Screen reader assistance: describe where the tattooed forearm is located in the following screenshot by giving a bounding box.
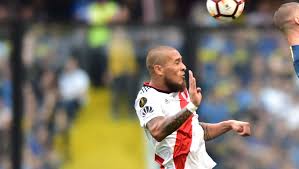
[163,108,192,135]
[200,123,211,141]
[199,121,233,141]
[147,108,193,142]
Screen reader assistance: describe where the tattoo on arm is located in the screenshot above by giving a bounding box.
[164,108,192,135]
[200,123,211,141]
[147,108,193,141]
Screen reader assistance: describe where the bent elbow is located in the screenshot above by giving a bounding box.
[151,131,166,142]
[147,118,167,142]
[154,135,165,142]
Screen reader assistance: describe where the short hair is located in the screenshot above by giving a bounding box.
[273,2,299,31]
[146,46,175,75]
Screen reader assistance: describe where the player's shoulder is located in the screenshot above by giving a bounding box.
[136,82,164,101]
[138,85,152,95]
[136,86,159,101]
[135,85,160,111]
[137,82,162,95]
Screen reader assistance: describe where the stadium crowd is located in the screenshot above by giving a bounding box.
[197,29,299,169]
[0,25,90,168]
[0,0,298,169]
[0,0,290,24]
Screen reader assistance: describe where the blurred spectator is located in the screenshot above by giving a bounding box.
[260,76,291,117]
[0,60,12,108]
[142,0,157,24]
[0,99,11,169]
[159,0,195,23]
[246,0,275,26]
[160,0,179,22]
[74,0,128,48]
[0,57,11,169]
[0,3,9,22]
[120,0,142,23]
[58,56,90,123]
[21,4,34,22]
[107,27,137,119]
[285,92,299,130]
[73,0,128,24]
[26,123,59,169]
[73,0,130,87]
[39,69,59,124]
[52,106,70,162]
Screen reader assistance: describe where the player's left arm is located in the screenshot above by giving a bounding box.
[199,120,251,141]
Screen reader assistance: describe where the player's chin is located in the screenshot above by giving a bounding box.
[179,76,186,83]
[178,79,184,85]
[173,81,185,92]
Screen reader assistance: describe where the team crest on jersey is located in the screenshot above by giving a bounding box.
[141,106,153,117]
[139,97,147,108]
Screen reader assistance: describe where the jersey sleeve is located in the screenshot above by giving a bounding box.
[134,92,165,127]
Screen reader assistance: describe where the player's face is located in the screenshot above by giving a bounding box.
[163,50,186,92]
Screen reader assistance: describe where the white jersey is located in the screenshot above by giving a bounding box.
[134,82,216,169]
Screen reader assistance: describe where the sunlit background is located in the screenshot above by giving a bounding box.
[1,0,299,169]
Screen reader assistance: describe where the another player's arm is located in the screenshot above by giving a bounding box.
[146,108,193,142]
[199,120,251,141]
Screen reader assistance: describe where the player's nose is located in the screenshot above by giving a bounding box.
[181,63,186,71]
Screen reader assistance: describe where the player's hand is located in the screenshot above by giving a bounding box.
[188,70,202,106]
[230,120,251,136]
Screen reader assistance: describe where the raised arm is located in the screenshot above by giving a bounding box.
[199,120,251,141]
[147,70,201,142]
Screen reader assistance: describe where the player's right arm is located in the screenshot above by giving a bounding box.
[146,70,202,142]
[146,107,192,142]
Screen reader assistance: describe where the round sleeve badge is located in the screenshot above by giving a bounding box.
[139,97,147,108]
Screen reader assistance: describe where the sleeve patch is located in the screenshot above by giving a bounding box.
[140,106,153,117]
[139,97,147,107]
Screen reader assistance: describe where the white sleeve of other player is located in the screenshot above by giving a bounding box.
[134,93,164,128]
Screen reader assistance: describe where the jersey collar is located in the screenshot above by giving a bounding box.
[143,82,172,94]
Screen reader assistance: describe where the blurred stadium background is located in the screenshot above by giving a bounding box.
[1,0,299,169]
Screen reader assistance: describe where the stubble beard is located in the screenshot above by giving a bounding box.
[164,76,186,92]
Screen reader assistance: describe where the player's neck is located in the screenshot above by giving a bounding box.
[287,30,299,46]
[149,79,170,92]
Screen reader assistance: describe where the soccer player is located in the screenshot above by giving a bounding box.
[134,46,251,169]
[273,2,299,78]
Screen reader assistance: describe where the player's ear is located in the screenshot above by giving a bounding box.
[295,17,299,25]
[153,65,164,76]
